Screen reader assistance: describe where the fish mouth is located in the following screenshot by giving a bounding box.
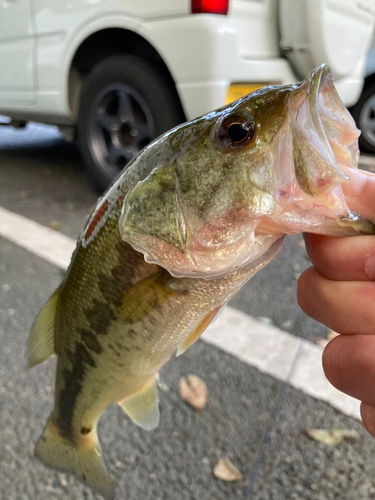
[308,65,360,170]
[259,65,362,237]
[289,64,360,197]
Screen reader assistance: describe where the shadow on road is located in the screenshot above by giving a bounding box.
[0,123,82,170]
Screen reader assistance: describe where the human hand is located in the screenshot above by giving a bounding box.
[297,167,375,436]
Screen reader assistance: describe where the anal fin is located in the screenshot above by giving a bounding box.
[27,288,60,368]
[176,307,221,357]
[118,378,159,431]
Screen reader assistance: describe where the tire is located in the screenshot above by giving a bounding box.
[78,55,185,191]
[350,81,375,155]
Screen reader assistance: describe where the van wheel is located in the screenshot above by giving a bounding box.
[78,55,184,191]
[350,82,375,155]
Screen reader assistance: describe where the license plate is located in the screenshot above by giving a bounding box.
[225,83,278,105]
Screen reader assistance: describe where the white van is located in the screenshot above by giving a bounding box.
[0,0,374,189]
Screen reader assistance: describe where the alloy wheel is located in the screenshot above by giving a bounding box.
[359,94,375,149]
[88,84,156,179]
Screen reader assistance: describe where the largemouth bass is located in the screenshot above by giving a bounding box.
[28,65,375,499]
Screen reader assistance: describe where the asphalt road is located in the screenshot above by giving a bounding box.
[1,123,375,500]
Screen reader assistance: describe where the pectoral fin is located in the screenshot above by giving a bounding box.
[116,272,177,323]
[118,378,159,431]
[176,307,221,357]
[27,288,60,368]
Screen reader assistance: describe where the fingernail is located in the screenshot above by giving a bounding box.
[365,255,375,280]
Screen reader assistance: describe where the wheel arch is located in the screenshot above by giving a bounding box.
[67,27,186,122]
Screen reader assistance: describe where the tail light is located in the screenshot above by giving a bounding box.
[191,0,229,15]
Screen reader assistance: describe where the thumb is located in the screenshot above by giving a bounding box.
[342,168,375,222]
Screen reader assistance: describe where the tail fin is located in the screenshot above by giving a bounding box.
[35,415,115,500]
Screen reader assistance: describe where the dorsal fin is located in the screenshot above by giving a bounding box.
[27,288,60,368]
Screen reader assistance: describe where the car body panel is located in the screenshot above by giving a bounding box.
[0,0,36,106]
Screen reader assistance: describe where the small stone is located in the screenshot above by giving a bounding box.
[149,473,156,481]
[281,319,292,330]
[115,461,123,468]
[7,309,15,316]
[257,412,269,423]
[60,477,67,487]
[240,396,252,407]
[202,457,210,465]
[172,431,179,439]
[310,484,317,491]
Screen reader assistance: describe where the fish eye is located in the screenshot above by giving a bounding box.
[227,123,250,142]
[216,114,255,149]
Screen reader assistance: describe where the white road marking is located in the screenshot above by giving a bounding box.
[0,206,76,269]
[203,308,360,419]
[0,206,361,420]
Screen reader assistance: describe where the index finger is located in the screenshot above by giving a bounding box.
[303,233,375,282]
